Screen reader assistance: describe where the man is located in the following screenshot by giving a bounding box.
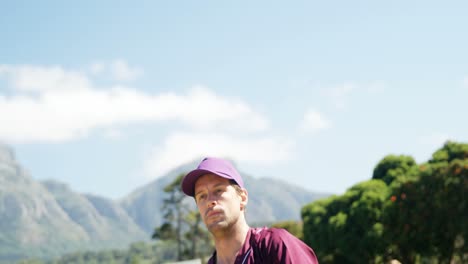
[181,157,319,264]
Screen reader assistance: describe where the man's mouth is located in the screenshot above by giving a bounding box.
[206,209,223,218]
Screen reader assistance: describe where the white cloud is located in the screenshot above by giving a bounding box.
[88,60,142,81]
[177,86,268,131]
[463,76,468,88]
[143,132,294,179]
[0,64,269,143]
[110,60,143,81]
[0,65,91,92]
[102,128,124,140]
[300,109,332,133]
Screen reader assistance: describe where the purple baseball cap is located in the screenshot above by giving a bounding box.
[181,157,245,197]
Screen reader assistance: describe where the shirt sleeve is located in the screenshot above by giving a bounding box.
[262,228,319,264]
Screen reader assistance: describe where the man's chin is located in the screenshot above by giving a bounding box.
[207,221,229,233]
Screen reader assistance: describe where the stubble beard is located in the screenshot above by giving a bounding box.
[206,215,230,234]
[207,214,242,238]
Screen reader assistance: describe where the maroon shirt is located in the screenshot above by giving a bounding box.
[208,227,319,264]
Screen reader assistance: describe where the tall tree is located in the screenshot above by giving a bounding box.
[152,173,188,261]
[152,173,213,261]
[185,210,212,260]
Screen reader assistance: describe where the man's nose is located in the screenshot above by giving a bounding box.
[207,193,217,207]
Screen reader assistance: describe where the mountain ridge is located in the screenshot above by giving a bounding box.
[0,145,331,261]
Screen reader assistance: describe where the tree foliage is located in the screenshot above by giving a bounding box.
[384,142,468,263]
[302,141,468,264]
[372,154,418,185]
[302,180,388,264]
[17,241,171,264]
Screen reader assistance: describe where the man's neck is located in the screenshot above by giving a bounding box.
[213,220,250,264]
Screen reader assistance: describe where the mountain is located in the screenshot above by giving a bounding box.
[120,161,199,234]
[0,145,88,261]
[41,180,146,244]
[0,145,145,262]
[243,174,328,224]
[0,145,330,262]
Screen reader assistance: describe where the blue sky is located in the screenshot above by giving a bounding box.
[1,1,467,199]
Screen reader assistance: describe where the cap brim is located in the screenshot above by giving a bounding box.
[181,169,213,196]
[182,168,238,196]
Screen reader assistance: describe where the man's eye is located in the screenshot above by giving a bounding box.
[197,194,206,201]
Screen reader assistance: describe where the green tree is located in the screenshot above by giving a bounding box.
[429,140,468,164]
[382,141,468,263]
[152,174,187,261]
[302,180,388,264]
[152,222,176,241]
[129,255,140,264]
[184,210,212,259]
[301,196,336,263]
[152,173,213,262]
[426,159,467,263]
[382,174,425,263]
[372,154,417,185]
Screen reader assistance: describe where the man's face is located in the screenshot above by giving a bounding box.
[194,173,247,234]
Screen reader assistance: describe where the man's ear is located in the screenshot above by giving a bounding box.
[240,189,248,210]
